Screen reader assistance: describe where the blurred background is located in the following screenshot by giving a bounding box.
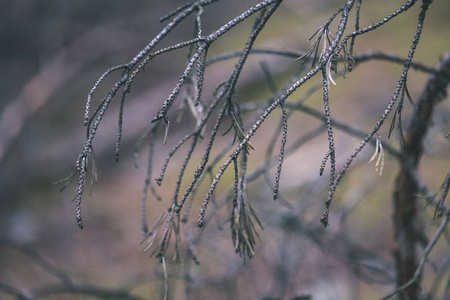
[0,0,449,299]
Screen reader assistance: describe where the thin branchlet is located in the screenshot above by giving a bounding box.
[195,47,208,106]
[75,154,87,229]
[172,134,201,210]
[85,64,129,125]
[156,132,196,186]
[435,173,450,219]
[348,0,362,71]
[128,38,205,89]
[232,157,239,208]
[319,67,337,227]
[115,87,129,162]
[221,1,282,148]
[273,101,288,201]
[159,2,193,23]
[153,44,207,123]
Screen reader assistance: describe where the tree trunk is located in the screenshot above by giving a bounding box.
[393,53,450,300]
